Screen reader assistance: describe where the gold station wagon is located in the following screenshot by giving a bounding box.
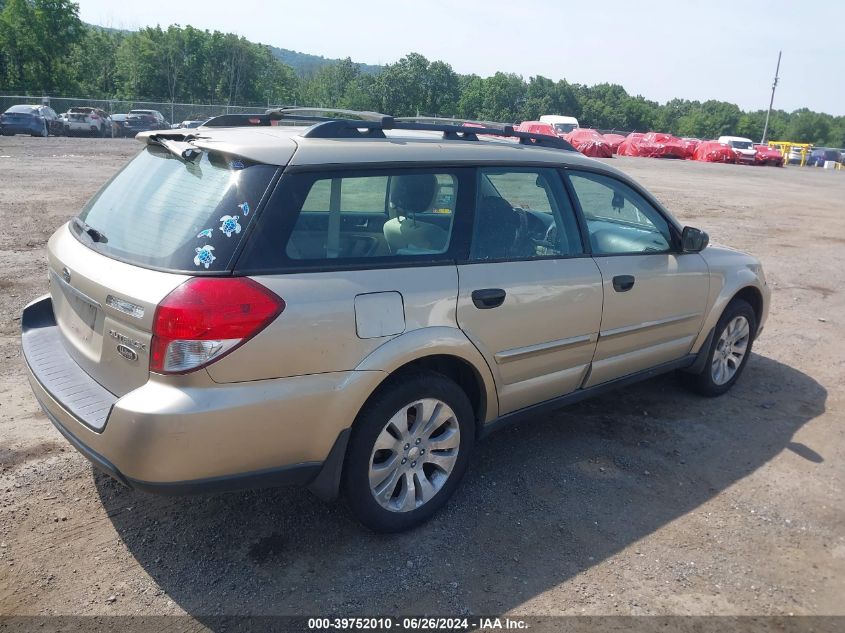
[22,108,769,532]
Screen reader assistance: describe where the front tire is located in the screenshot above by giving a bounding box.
[343,371,475,532]
[685,298,757,397]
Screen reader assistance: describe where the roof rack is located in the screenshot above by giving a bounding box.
[202,107,575,151]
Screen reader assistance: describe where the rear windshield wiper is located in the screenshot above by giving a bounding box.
[72,217,108,243]
[148,134,202,162]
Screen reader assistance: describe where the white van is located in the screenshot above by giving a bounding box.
[718,136,757,164]
[539,115,579,135]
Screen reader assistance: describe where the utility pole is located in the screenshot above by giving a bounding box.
[761,51,781,144]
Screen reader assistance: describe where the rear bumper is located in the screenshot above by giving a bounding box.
[21,295,383,494]
[65,122,99,132]
[1,123,40,135]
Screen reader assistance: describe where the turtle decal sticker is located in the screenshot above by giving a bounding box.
[196,228,214,239]
[194,245,216,269]
[237,201,250,216]
[218,215,241,237]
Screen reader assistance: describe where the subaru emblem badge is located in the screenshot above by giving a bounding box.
[116,344,138,362]
[61,267,71,283]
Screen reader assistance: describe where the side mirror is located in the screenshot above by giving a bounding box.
[682,226,709,253]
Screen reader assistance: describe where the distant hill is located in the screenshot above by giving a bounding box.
[87,22,382,77]
[267,45,382,77]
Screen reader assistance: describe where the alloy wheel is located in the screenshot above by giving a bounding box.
[368,398,460,513]
[711,315,750,385]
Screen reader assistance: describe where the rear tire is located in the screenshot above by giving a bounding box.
[343,371,475,532]
[684,298,756,397]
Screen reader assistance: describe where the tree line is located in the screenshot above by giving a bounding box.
[1,0,842,146]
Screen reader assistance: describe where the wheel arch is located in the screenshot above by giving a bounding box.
[354,326,499,428]
[732,286,764,335]
[691,262,768,354]
[309,330,498,502]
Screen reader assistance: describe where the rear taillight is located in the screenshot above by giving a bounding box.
[150,278,284,374]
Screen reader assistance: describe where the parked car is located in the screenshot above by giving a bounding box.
[21,109,769,532]
[618,132,687,159]
[564,128,612,158]
[63,107,111,137]
[717,136,757,164]
[539,114,580,135]
[603,133,627,154]
[514,120,558,137]
[692,141,736,163]
[110,114,129,138]
[786,145,807,165]
[806,148,842,167]
[0,104,64,137]
[121,109,169,136]
[754,144,784,167]
[680,138,701,159]
[171,119,206,129]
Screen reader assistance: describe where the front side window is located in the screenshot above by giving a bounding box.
[567,171,674,255]
[284,170,460,261]
[470,168,583,261]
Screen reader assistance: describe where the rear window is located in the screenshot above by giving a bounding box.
[73,146,276,272]
[6,105,37,114]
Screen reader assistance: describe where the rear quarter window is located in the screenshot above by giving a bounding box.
[74,146,277,272]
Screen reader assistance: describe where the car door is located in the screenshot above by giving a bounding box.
[565,170,709,387]
[456,167,603,415]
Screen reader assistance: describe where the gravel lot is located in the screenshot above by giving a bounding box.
[0,137,843,620]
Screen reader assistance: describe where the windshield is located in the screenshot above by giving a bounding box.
[731,141,753,150]
[74,146,277,272]
[553,123,577,134]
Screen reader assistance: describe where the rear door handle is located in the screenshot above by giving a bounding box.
[612,275,635,292]
[472,288,506,309]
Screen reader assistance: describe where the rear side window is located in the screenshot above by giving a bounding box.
[284,170,460,261]
[236,168,473,272]
[74,147,276,272]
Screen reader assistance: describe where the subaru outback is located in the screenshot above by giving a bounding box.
[21,108,769,532]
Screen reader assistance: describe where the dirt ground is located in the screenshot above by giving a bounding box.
[0,137,843,621]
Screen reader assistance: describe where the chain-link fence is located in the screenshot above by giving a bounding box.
[0,94,287,125]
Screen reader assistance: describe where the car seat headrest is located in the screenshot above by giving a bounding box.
[390,174,437,214]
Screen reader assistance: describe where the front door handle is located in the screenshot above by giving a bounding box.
[472,288,506,309]
[612,275,635,292]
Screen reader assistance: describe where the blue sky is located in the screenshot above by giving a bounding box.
[77,0,843,115]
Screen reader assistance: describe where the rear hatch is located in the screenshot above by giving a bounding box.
[3,111,34,126]
[67,110,93,124]
[126,114,156,129]
[48,144,279,396]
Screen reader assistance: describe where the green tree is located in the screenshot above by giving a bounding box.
[0,0,38,90]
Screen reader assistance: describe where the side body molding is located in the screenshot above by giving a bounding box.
[354,326,500,423]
